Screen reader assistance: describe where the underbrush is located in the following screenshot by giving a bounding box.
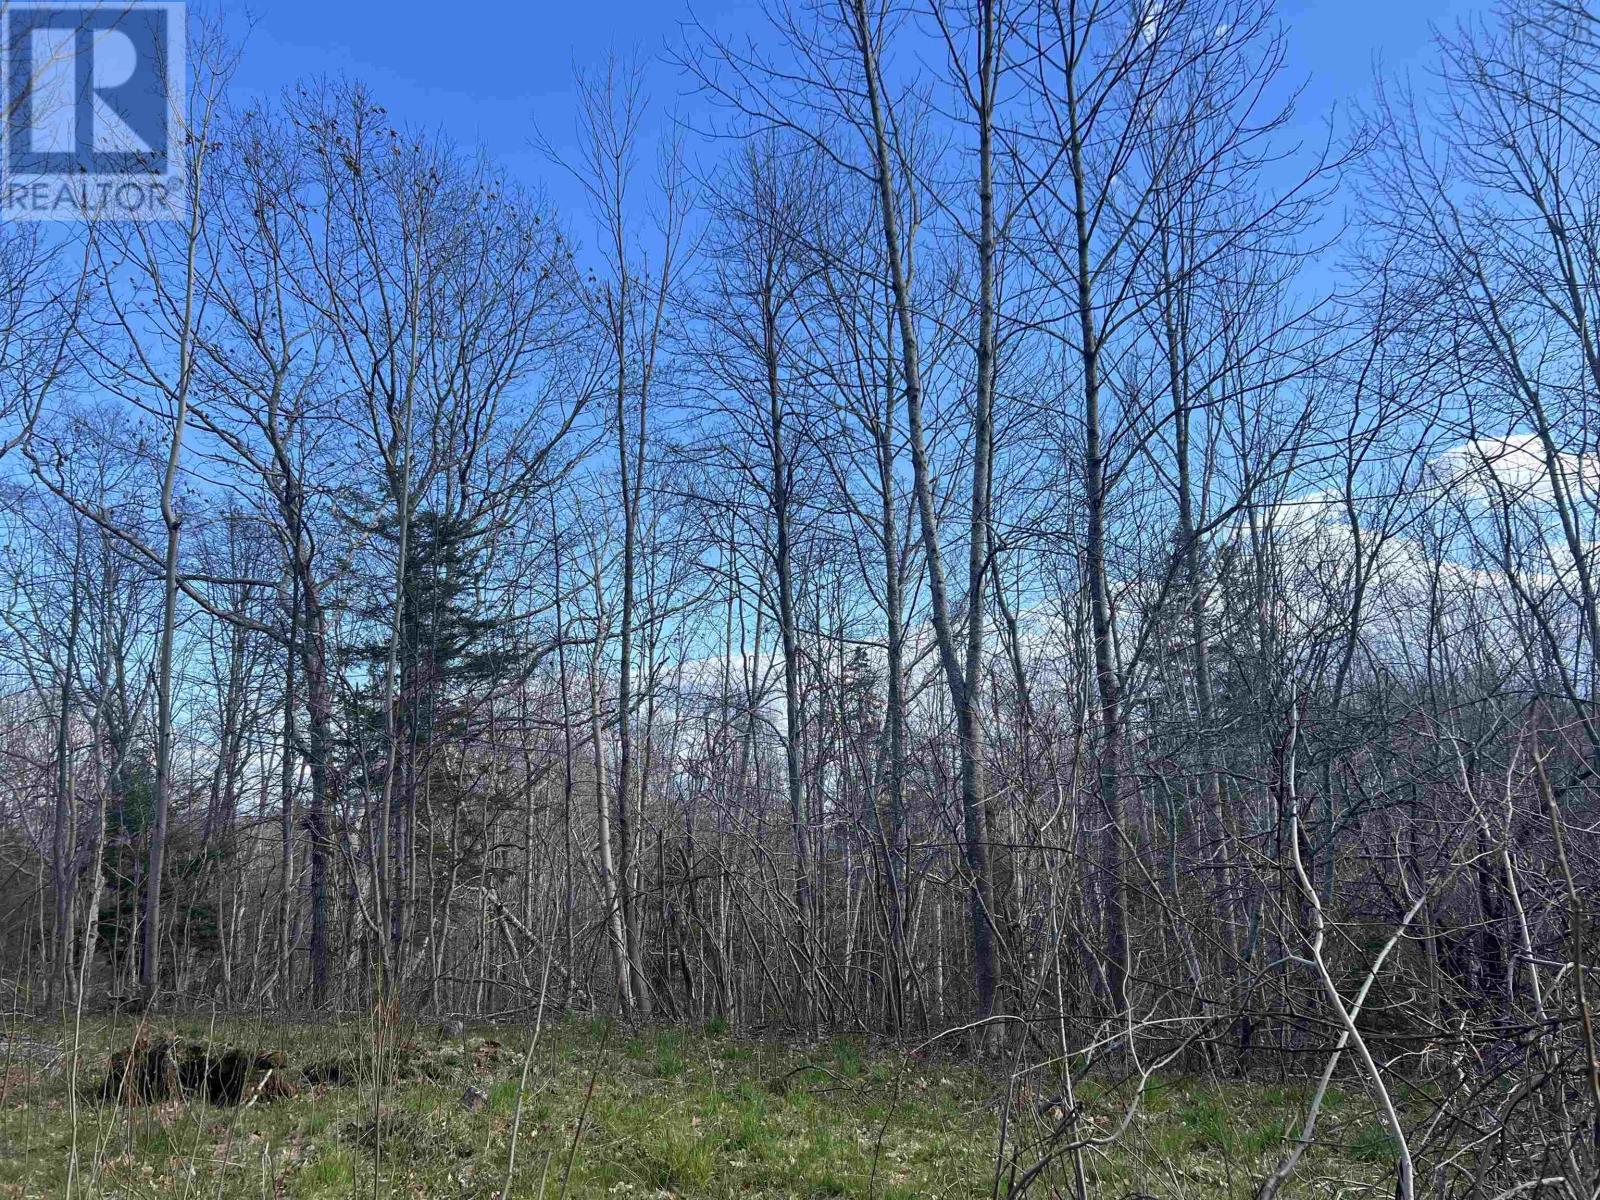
[0,1013,1395,1197]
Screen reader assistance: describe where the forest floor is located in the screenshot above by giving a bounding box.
[0,1012,1399,1198]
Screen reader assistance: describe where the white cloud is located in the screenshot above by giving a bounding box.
[1430,432,1600,502]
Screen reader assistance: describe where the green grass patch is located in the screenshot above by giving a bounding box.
[0,1012,1397,1198]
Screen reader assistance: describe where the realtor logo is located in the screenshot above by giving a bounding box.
[2,3,185,220]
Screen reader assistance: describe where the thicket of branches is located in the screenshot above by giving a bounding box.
[2,0,1599,1194]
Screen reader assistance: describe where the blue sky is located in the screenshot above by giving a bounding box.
[227,0,1485,249]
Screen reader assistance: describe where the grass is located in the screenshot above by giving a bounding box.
[0,1012,1399,1198]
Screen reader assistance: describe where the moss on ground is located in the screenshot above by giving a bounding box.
[0,1014,1394,1197]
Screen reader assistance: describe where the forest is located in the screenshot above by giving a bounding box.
[0,0,1598,1195]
